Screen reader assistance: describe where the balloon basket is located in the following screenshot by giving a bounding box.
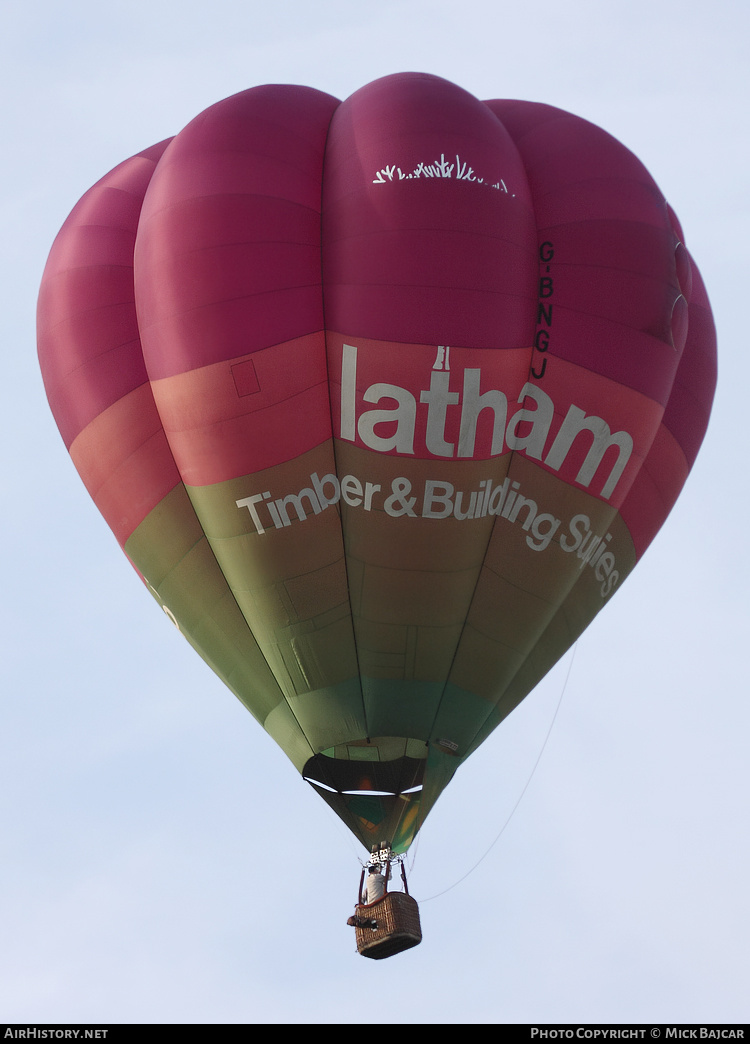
[354,892,422,960]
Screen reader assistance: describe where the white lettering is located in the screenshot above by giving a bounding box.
[311,472,340,508]
[423,480,454,519]
[341,474,363,507]
[457,368,507,457]
[358,383,416,453]
[338,345,635,500]
[340,344,358,441]
[544,405,633,499]
[420,370,458,456]
[505,383,554,460]
[235,472,620,600]
[274,487,322,526]
[236,492,271,534]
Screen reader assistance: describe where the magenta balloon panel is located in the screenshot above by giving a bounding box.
[38,74,716,852]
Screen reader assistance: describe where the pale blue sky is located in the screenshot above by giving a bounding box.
[2,0,747,1025]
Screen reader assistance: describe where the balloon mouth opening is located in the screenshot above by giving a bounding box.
[302,780,424,798]
[301,739,426,797]
[302,746,427,853]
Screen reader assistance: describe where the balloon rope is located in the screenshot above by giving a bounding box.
[416,643,577,903]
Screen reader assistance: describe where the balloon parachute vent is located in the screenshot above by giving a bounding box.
[354,893,422,960]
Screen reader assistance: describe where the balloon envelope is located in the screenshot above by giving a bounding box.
[38,74,716,852]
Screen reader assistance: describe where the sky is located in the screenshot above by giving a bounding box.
[2,0,748,1027]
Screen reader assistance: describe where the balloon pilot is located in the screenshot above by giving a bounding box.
[346,841,422,959]
[365,863,386,904]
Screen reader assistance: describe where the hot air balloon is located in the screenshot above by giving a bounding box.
[37,73,716,882]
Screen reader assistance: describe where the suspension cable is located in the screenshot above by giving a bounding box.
[417,644,577,902]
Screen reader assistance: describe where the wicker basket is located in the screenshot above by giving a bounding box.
[354,892,422,960]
